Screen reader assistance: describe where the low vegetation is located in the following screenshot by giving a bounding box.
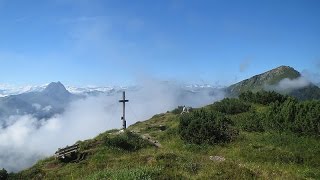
[179,109,238,144]
[105,131,152,152]
[210,98,251,114]
[7,91,320,179]
[239,90,289,105]
[238,91,319,136]
[0,168,8,180]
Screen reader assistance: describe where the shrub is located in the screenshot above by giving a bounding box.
[264,98,320,136]
[211,98,251,115]
[179,109,238,145]
[15,166,45,180]
[239,91,289,105]
[105,131,151,151]
[171,106,184,114]
[0,168,8,180]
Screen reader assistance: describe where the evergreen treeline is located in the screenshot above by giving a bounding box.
[265,98,320,135]
[210,98,251,115]
[239,91,289,105]
[179,91,320,145]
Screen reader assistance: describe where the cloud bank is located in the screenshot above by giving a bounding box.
[0,79,224,172]
[265,76,311,92]
[301,70,320,85]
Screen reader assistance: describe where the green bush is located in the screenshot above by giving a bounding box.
[171,106,184,114]
[12,166,45,180]
[210,98,251,115]
[239,91,289,105]
[179,109,238,145]
[264,98,320,136]
[228,94,320,136]
[105,131,151,151]
[0,168,8,180]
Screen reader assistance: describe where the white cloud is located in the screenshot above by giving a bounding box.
[265,76,311,92]
[301,70,320,85]
[42,106,52,112]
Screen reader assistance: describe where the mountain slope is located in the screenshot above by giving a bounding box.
[10,102,320,179]
[227,66,320,100]
[0,82,77,120]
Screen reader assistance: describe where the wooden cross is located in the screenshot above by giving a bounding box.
[119,91,129,129]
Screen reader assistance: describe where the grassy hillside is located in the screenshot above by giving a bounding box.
[8,93,320,180]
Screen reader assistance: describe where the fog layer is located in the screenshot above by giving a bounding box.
[0,79,224,172]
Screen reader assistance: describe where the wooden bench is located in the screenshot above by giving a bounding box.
[55,144,79,159]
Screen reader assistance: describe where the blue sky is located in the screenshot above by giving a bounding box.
[0,0,319,86]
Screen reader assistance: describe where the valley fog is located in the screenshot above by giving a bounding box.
[0,79,224,172]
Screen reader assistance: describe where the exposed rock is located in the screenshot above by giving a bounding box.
[209,156,225,162]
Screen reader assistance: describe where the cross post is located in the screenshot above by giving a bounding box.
[119,91,129,129]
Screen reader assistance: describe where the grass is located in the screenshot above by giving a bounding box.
[9,111,320,180]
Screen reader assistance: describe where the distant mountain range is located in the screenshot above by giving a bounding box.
[0,66,319,122]
[0,84,219,97]
[0,82,77,122]
[226,66,320,100]
[0,84,126,97]
[0,82,220,122]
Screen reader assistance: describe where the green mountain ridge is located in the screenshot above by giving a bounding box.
[226,65,320,100]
